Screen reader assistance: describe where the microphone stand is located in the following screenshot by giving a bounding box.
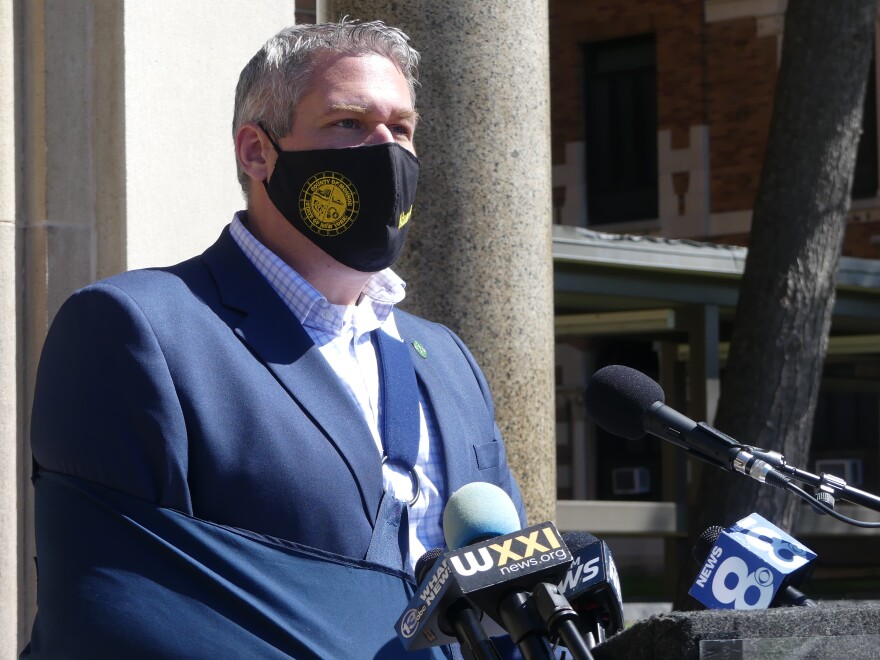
[532,583,595,660]
[668,424,880,515]
[752,452,880,513]
[445,599,502,660]
[497,591,555,660]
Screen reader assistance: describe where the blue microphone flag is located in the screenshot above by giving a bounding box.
[689,512,816,610]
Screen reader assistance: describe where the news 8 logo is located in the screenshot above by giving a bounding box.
[689,513,816,610]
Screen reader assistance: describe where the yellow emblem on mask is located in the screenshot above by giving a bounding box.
[398,205,413,229]
[299,171,360,236]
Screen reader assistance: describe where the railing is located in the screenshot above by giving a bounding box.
[556,500,880,537]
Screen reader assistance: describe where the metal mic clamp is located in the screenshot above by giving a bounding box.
[732,449,791,488]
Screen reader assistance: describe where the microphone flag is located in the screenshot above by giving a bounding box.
[558,533,624,639]
[396,521,571,650]
[689,513,816,610]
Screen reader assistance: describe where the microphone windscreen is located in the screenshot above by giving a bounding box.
[442,482,521,550]
[561,531,600,552]
[415,547,446,584]
[692,526,724,564]
[585,365,665,440]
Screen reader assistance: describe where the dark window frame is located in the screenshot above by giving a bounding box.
[853,52,878,200]
[582,34,659,225]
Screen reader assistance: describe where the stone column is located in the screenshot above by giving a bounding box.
[326,1,556,522]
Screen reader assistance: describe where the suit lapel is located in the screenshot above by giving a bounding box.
[394,314,481,495]
[201,228,382,523]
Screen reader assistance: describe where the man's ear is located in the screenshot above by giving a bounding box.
[235,123,275,185]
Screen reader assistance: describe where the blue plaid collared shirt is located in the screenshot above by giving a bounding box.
[229,213,446,566]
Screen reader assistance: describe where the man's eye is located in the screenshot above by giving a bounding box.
[335,119,359,129]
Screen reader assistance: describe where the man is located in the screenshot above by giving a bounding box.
[25,19,524,659]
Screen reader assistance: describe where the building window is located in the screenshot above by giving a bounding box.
[853,53,878,200]
[810,360,880,493]
[583,35,659,225]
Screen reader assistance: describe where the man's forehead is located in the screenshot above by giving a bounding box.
[305,51,411,93]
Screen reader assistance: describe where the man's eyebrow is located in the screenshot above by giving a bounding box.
[327,103,420,123]
[329,103,369,114]
[399,108,420,123]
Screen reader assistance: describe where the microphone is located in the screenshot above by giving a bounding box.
[584,365,790,488]
[398,544,506,658]
[443,483,566,660]
[415,547,502,660]
[558,532,624,646]
[688,513,818,610]
[415,547,446,583]
[395,483,578,659]
[442,482,524,550]
[399,490,519,660]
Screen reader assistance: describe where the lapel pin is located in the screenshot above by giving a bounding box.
[412,340,428,358]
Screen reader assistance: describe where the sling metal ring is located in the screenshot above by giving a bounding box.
[382,455,421,506]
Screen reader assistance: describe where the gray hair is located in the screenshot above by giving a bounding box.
[233,18,421,200]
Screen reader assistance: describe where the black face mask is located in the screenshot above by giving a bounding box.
[262,131,419,272]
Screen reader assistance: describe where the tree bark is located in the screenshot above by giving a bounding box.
[675,0,878,609]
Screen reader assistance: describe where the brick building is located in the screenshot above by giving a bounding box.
[549,0,880,602]
[550,0,880,256]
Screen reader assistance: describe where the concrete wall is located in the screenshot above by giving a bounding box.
[122,1,291,269]
[5,2,294,653]
[1,0,19,653]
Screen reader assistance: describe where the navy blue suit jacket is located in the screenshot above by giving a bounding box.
[31,226,525,562]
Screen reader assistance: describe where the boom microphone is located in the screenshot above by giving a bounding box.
[584,365,789,488]
[558,532,624,646]
[688,513,818,610]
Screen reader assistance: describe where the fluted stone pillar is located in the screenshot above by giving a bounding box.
[325,1,556,522]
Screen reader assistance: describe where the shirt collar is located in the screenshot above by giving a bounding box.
[229,212,406,338]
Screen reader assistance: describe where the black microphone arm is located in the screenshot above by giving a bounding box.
[643,400,789,488]
[745,450,880,514]
[649,404,880,513]
[585,365,880,517]
[495,585,595,660]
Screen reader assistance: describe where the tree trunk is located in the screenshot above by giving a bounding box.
[674,0,878,609]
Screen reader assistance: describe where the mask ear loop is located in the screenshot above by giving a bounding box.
[257,122,283,187]
[256,122,283,153]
